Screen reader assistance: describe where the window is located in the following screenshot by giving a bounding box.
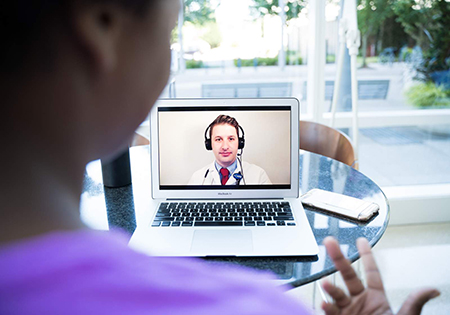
[161,0,450,224]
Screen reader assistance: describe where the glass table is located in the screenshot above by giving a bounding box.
[81,145,389,288]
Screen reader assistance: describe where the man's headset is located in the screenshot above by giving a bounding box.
[204,123,245,151]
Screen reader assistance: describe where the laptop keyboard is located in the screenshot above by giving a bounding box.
[151,201,296,227]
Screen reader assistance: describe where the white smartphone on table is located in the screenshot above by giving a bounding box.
[301,189,379,222]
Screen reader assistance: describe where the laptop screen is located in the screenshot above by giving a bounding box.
[157,105,291,190]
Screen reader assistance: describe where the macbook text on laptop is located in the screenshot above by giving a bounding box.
[129,98,318,257]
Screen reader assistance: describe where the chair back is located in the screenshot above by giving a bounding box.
[299,121,357,169]
[131,132,150,147]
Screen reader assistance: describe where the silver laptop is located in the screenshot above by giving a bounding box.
[129,98,318,257]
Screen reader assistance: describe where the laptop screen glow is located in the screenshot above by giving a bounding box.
[157,106,291,190]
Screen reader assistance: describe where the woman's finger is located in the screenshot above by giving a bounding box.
[324,236,365,296]
[356,238,384,291]
[322,280,352,308]
[397,288,440,315]
[321,301,340,315]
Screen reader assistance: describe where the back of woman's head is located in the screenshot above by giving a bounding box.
[0,0,154,75]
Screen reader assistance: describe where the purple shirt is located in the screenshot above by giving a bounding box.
[0,230,311,314]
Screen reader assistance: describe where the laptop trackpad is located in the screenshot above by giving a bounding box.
[191,230,253,255]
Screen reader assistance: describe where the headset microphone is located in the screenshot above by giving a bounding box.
[236,150,246,185]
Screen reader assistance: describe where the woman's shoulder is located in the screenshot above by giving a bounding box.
[0,229,307,314]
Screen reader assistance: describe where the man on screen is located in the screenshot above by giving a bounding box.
[188,115,271,185]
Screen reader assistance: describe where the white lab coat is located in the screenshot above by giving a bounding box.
[188,161,272,185]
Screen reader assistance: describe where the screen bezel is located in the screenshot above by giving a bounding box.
[150,98,300,200]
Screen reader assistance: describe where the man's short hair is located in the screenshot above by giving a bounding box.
[209,115,240,138]
[0,0,155,74]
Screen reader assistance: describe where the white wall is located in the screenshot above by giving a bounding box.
[384,184,450,225]
[158,111,291,185]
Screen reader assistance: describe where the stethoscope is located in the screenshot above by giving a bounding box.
[201,156,246,185]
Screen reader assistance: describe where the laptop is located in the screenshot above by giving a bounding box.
[129,98,318,257]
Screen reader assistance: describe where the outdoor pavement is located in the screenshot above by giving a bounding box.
[163,62,450,187]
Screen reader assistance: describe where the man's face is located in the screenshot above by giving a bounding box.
[211,124,239,168]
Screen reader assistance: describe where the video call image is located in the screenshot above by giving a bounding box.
[158,108,291,189]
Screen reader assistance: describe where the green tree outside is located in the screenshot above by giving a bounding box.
[357,0,394,68]
[251,0,306,22]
